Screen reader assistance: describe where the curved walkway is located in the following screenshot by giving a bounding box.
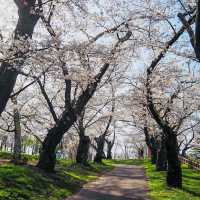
[66,165,149,200]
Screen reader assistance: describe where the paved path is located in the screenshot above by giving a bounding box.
[66,165,149,200]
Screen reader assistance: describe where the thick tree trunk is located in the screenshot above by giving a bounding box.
[13,99,22,163]
[0,2,39,115]
[37,109,76,172]
[166,132,182,188]
[156,136,167,171]
[76,135,90,165]
[37,127,67,172]
[0,67,18,115]
[75,110,91,165]
[94,135,105,163]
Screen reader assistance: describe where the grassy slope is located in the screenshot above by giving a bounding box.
[144,161,200,200]
[107,159,200,200]
[0,153,113,200]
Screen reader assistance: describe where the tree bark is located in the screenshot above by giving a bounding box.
[150,148,157,164]
[144,126,158,164]
[181,149,187,157]
[195,0,200,59]
[156,136,167,171]
[76,135,91,165]
[94,88,114,163]
[75,109,91,165]
[166,132,182,188]
[106,141,113,159]
[105,122,116,160]
[94,135,105,163]
[1,136,8,151]
[12,98,22,163]
[0,1,39,115]
[37,111,76,172]
[138,148,144,159]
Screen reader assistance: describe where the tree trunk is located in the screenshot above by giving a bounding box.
[37,63,110,172]
[0,2,39,115]
[1,136,7,151]
[0,67,18,115]
[144,126,158,164]
[0,140,2,151]
[37,126,67,172]
[106,141,113,159]
[166,132,182,188]
[94,135,105,163]
[151,147,157,164]
[138,148,144,159]
[33,142,40,155]
[76,135,90,165]
[156,136,167,171]
[13,98,22,163]
[181,149,187,157]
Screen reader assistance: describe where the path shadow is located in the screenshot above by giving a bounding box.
[68,188,149,200]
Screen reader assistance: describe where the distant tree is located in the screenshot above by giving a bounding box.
[12,97,22,163]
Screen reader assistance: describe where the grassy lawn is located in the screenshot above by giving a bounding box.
[144,160,200,200]
[0,153,113,200]
[0,151,38,163]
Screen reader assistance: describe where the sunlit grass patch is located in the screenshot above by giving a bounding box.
[104,159,145,166]
[144,160,200,200]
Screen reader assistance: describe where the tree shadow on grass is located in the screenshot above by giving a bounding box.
[182,174,200,181]
[0,163,87,200]
[182,187,200,197]
[26,164,86,191]
[0,161,114,200]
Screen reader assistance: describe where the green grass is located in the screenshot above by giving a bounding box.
[0,159,113,200]
[1,153,199,200]
[0,151,38,162]
[144,160,200,200]
[104,159,144,166]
